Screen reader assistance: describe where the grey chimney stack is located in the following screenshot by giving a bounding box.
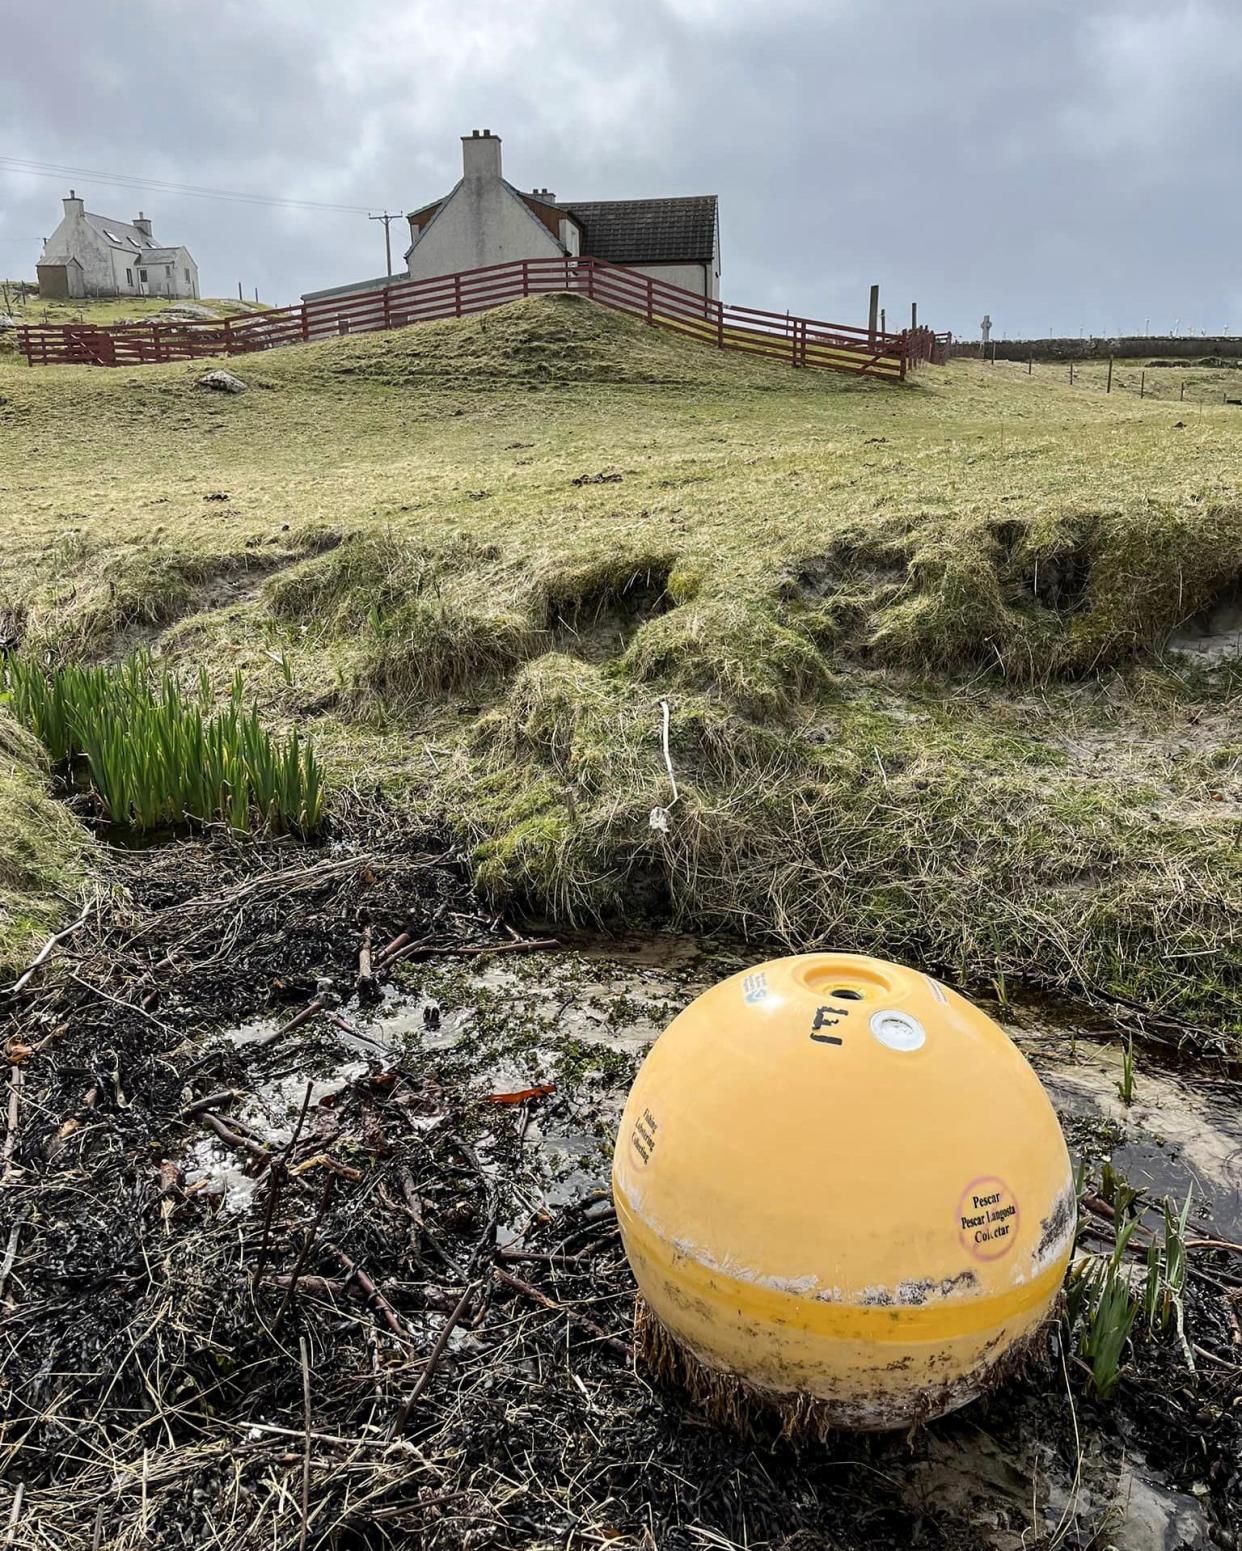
[462,128,502,181]
[63,189,84,217]
[134,211,153,238]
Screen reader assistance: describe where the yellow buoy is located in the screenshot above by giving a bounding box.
[612,953,1075,1431]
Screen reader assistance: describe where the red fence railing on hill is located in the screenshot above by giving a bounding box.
[15,258,949,381]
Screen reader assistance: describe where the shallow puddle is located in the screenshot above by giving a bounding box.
[222,934,1242,1241]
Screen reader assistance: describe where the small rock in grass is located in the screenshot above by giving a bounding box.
[198,368,248,394]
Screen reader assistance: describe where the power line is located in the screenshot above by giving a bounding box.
[0,155,388,216]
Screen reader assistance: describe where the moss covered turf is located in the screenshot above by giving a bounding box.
[0,295,1238,1038]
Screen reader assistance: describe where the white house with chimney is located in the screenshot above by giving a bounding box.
[303,130,719,307]
[36,192,199,301]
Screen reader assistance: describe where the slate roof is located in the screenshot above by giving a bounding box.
[83,213,160,253]
[558,196,717,265]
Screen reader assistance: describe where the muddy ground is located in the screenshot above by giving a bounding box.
[1,811,1239,1550]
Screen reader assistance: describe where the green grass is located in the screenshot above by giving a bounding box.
[0,285,265,362]
[0,711,89,977]
[1,293,1238,1034]
[1,283,262,328]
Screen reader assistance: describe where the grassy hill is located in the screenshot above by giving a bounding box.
[0,284,265,359]
[0,294,1238,1035]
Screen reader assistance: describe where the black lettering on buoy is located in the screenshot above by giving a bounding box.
[810,1006,846,1045]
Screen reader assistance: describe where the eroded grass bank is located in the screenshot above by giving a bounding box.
[1,296,1238,1034]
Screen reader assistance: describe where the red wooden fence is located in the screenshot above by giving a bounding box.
[16,257,949,381]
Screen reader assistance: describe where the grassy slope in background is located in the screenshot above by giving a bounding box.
[0,294,1238,1035]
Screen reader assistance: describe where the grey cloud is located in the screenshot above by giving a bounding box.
[2,0,1239,337]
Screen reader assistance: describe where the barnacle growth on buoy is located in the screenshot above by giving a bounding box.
[612,953,1076,1433]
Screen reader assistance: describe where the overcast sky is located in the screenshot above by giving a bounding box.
[2,0,1239,338]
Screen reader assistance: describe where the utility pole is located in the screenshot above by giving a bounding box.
[370,211,398,277]
[868,284,879,345]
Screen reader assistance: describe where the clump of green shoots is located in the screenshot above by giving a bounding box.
[1099,1159,1141,1217]
[1117,1034,1136,1105]
[5,653,324,836]
[1143,1188,1194,1364]
[1067,1171,1198,1399]
[1068,1215,1141,1400]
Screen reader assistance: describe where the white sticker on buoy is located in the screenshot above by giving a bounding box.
[870,1009,926,1051]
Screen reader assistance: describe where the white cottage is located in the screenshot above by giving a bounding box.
[37,193,200,301]
[304,131,720,307]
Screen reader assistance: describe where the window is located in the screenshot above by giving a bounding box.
[184,268,191,285]
[126,268,133,286]
[139,269,148,282]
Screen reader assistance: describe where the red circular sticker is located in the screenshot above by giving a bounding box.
[957,1176,1020,1261]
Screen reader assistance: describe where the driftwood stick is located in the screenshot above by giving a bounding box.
[179,1089,236,1120]
[256,995,327,1050]
[4,907,90,996]
[251,1160,286,1292]
[374,928,411,963]
[2,1065,24,1183]
[0,1212,26,1303]
[373,934,439,971]
[199,1110,270,1166]
[382,936,559,973]
[493,1266,632,1358]
[390,1280,478,1436]
[298,1335,312,1551]
[274,1173,334,1333]
[329,1244,411,1341]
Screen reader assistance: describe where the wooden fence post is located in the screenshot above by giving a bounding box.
[301,305,309,343]
[1140,370,1145,399]
[1106,357,1113,393]
[868,284,879,346]
[647,275,653,325]
[1180,379,1185,401]
[223,318,233,356]
[454,274,462,317]
[1069,360,1075,386]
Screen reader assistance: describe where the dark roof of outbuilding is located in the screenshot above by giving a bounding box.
[559,195,717,265]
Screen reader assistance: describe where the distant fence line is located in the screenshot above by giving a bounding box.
[16,258,950,382]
